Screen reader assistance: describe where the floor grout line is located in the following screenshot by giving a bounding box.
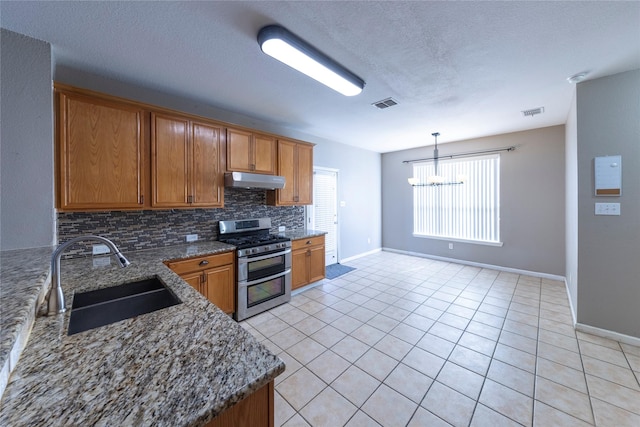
[249,252,639,426]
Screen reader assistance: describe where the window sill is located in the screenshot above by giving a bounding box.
[412,234,504,247]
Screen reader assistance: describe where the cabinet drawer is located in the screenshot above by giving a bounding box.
[292,235,325,250]
[165,251,234,275]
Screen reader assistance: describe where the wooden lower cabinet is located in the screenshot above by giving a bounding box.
[165,252,235,315]
[203,265,234,314]
[205,381,274,427]
[291,235,326,290]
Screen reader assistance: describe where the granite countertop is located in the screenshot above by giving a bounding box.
[0,246,54,396]
[0,241,285,427]
[279,228,327,240]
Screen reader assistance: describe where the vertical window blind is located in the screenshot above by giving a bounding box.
[413,154,500,243]
[313,171,337,258]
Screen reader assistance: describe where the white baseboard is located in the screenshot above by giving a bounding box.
[340,248,381,264]
[346,247,640,344]
[575,323,640,347]
[381,247,565,281]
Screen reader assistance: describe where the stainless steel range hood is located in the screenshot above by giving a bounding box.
[224,172,286,189]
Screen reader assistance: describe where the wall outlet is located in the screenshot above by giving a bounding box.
[448,243,454,250]
[278,226,286,232]
[92,244,110,255]
[186,234,198,242]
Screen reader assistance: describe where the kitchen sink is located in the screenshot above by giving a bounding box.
[68,277,181,335]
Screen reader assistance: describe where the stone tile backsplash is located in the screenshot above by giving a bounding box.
[57,188,305,258]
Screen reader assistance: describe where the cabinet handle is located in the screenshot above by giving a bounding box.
[188,195,193,204]
[139,195,144,204]
[306,240,312,245]
[199,260,209,266]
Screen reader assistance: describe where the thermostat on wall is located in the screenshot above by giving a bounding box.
[594,155,621,196]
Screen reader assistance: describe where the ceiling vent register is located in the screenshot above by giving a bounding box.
[522,107,544,117]
[372,98,398,109]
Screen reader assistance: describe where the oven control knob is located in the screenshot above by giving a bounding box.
[251,248,258,254]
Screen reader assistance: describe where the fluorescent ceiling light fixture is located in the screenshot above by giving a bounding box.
[258,25,365,96]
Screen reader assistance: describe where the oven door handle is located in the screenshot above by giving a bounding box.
[240,269,291,287]
[239,248,291,263]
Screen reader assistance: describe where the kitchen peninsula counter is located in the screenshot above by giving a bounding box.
[0,241,285,427]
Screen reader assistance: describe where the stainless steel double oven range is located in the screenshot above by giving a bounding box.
[218,218,291,321]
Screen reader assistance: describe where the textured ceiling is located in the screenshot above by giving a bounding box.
[2,1,639,152]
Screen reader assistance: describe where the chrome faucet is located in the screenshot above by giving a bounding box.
[47,235,131,315]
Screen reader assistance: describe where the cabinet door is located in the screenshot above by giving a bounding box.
[181,271,204,294]
[291,248,309,290]
[308,244,326,283]
[276,140,297,205]
[226,128,252,172]
[204,264,235,314]
[253,133,276,175]
[205,381,274,427]
[296,143,314,205]
[57,92,145,210]
[191,121,224,207]
[151,113,189,207]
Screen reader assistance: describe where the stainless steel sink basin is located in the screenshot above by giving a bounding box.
[68,277,181,335]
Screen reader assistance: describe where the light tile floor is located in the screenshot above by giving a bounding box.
[240,251,640,427]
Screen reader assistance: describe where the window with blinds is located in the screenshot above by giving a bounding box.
[412,154,500,244]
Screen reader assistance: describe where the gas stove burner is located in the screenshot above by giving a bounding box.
[218,217,291,256]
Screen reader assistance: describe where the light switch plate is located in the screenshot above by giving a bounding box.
[186,234,198,242]
[595,203,620,216]
[278,226,286,232]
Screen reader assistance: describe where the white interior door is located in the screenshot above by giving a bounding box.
[308,168,338,266]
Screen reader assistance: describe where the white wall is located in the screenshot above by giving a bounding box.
[313,140,381,260]
[576,69,640,338]
[565,90,579,321]
[0,29,54,250]
[382,126,566,276]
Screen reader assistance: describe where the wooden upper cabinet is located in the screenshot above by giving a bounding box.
[191,121,224,207]
[151,112,224,208]
[226,127,276,174]
[267,139,314,206]
[56,89,146,210]
[151,113,189,207]
[296,143,313,205]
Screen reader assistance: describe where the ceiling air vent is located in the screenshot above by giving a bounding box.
[522,107,544,117]
[372,98,398,109]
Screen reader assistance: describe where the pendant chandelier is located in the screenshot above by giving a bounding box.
[408,132,467,187]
